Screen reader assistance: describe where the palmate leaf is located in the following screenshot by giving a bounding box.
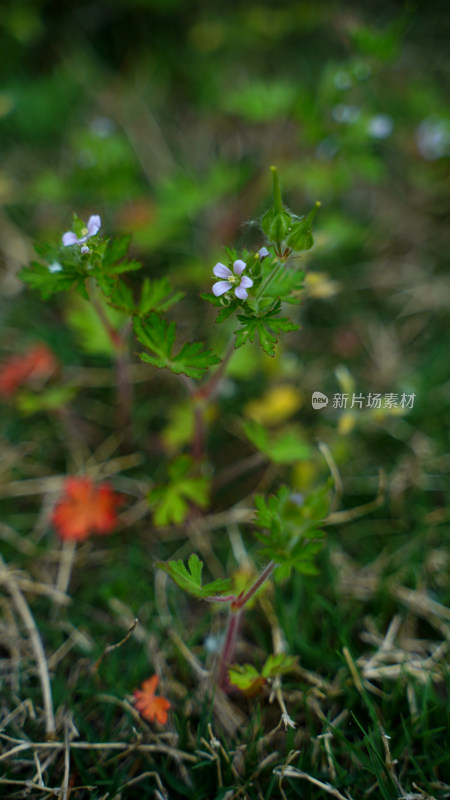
[96,275,184,317]
[253,484,329,580]
[234,303,299,357]
[19,260,88,299]
[156,554,233,599]
[200,292,238,322]
[96,276,135,312]
[134,313,221,380]
[228,653,298,696]
[139,277,184,315]
[148,456,210,526]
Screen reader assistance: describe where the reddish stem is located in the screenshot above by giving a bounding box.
[215,560,276,690]
[195,338,235,403]
[232,560,276,610]
[190,337,235,461]
[87,283,133,429]
[216,609,242,691]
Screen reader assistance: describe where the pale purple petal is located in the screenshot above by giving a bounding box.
[234,285,248,300]
[62,231,79,246]
[258,247,270,260]
[233,259,246,276]
[213,262,232,279]
[212,280,232,296]
[240,275,253,289]
[80,245,89,254]
[87,215,101,236]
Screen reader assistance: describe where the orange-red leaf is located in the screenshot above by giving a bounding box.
[0,343,57,398]
[51,477,121,542]
[133,674,171,725]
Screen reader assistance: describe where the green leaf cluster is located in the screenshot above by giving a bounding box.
[254,484,329,580]
[234,301,299,357]
[134,314,220,380]
[19,223,143,301]
[156,553,233,599]
[98,274,184,317]
[148,456,210,526]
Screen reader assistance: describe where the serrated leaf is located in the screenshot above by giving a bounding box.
[102,235,133,267]
[229,653,298,695]
[262,654,298,678]
[149,485,188,525]
[200,292,223,306]
[228,664,266,695]
[134,313,221,380]
[139,278,184,315]
[234,309,299,357]
[253,484,328,577]
[216,304,237,323]
[148,456,210,526]
[99,235,143,275]
[96,277,135,313]
[156,554,233,599]
[19,261,87,299]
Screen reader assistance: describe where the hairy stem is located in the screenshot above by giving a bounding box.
[215,560,276,690]
[255,260,284,305]
[87,281,133,429]
[190,336,235,461]
[196,337,235,402]
[216,608,242,691]
[115,321,133,430]
[234,560,276,610]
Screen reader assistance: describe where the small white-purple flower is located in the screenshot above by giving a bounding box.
[258,247,270,260]
[62,215,101,248]
[212,259,253,301]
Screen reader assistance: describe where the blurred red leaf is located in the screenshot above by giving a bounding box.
[0,343,58,398]
[51,477,121,542]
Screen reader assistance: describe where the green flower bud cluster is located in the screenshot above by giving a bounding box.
[261,166,321,252]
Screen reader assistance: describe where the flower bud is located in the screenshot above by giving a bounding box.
[261,166,292,245]
[286,201,321,252]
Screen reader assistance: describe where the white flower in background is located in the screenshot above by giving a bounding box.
[367,114,394,139]
[416,118,450,160]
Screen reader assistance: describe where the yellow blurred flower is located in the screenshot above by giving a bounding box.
[245,384,302,426]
